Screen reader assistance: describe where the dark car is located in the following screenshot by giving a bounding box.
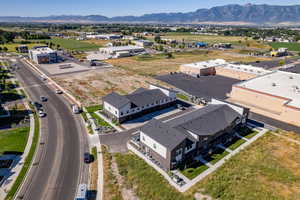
[40,96,48,102]
[84,153,92,164]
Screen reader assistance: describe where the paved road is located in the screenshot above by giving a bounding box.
[13,59,89,200]
[100,105,196,153]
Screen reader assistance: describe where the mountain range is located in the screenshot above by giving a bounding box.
[2,4,300,25]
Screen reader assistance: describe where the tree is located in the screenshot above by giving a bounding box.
[154,35,161,43]
[3,47,8,52]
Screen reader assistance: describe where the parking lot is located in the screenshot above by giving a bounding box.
[156,73,240,100]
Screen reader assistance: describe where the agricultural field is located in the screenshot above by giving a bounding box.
[0,42,46,52]
[84,39,112,47]
[113,131,300,200]
[270,42,300,52]
[50,37,100,51]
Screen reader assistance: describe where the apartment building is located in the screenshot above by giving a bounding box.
[102,85,177,123]
[135,100,249,171]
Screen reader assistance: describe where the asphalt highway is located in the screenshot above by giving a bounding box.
[13,58,89,200]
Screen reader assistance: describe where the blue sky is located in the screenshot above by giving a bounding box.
[2,0,300,17]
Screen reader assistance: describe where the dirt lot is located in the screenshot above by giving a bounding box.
[54,67,164,106]
[106,50,272,76]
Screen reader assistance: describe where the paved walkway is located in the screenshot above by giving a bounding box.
[0,84,35,199]
[85,110,104,200]
[128,126,268,193]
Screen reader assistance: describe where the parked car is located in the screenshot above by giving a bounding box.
[40,96,47,102]
[38,110,46,118]
[55,89,63,94]
[40,76,47,81]
[71,104,81,114]
[84,153,92,163]
[32,101,42,109]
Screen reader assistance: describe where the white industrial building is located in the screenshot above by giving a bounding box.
[29,47,58,64]
[180,59,271,78]
[133,40,153,47]
[99,45,145,58]
[86,34,122,40]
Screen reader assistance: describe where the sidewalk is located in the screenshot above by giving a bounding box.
[0,94,35,199]
[85,111,104,200]
[128,127,268,193]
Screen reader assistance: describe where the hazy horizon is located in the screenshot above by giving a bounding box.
[1,0,300,17]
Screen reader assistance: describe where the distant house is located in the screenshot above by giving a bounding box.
[102,85,177,123]
[135,100,249,171]
[134,40,153,47]
[271,48,288,57]
[16,45,29,53]
[213,43,232,49]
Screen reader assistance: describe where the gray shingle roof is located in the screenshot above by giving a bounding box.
[102,88,169,109]
[140,119,187,149]
[141,104,242,150]
[126,89,168,107]
[170,104,241,136]
[102,92,130,109]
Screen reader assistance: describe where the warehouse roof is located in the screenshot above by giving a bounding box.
[99,45,144,52]
[181,59,226,69]
[236,71,300,108]
[30,47,56,54]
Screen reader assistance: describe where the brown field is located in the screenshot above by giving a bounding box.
[54,67,165,106]
[107,50,272,76]
[84,39,112,47]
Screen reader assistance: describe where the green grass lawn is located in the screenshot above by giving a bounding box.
[5,112,40,200]
[50,37,100,51]
[204,148,229,165]
[90,112,112,128]
[176,93,189,101]
[86,105,103,113]
[0,127,30,154]
[270,42,300,51]
[227,138,246,151]
[238,126,259,139]
[180,162,209,180]
[115,153,194,200]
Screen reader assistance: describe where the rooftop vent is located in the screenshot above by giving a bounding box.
[289,76,293,79]
[272,83,276,87]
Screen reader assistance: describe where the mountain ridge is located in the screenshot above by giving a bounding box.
[1,4,300,25]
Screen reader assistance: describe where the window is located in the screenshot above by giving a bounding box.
[153,143,157,149]
[176,148,182,156]
[115,111,117,115]
[120,112,123,116]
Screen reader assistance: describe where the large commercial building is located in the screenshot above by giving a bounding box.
[230,71,300,126]
[29,47,58,64]
[99,45,145,58]
[180,59,270,80]
[86,34,122,40]
[102,85,177,123]
[133,100,249,171]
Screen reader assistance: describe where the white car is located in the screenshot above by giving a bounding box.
[38,110,46,118]
[55,89,63,94]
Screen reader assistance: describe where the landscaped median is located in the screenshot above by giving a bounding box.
[5,110,40,200]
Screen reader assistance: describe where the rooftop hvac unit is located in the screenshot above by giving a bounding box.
[272,83,276,87]
[289,76,293,79]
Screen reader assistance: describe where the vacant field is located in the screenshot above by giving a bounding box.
[113,131,300,200]
[160,32,270,49]
[270,42,300,52]
[50,37,100,51]
[0,127,30,154]
[107,50,272,76]
[54,68,164,106]
[0,42,45,52]
[84,39,112,47]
